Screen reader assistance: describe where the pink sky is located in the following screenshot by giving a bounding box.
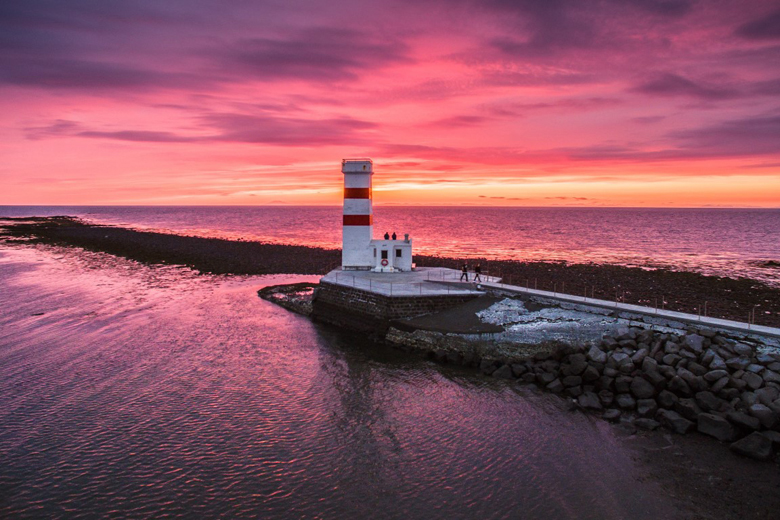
[2,0,779,207]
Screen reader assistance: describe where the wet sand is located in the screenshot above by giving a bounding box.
[2,216,778,327]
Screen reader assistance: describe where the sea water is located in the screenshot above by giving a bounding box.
[2,205,779,285]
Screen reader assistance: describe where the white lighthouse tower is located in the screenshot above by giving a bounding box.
[341,158,413,272]
[342,159,375,270]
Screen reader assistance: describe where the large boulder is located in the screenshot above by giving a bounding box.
[764,370,780,385]
[615,375,633,394]
[704,369,729,383]
[657,409,694,434]
[615,393,636,410]
[493,364,514,379]
[748,404,779,429]
[578,391,603,411]
[581,365,600,383]
[697,413,737,442]
[668,376,692,396]
[675,398,702,422]
[637,398,658,417]
[635,418,660,431]
[631,377,656,399]
[695,391,726,413]
[568,353,588,375]
[683,334,705,354]
[742,371,764,391]
[733,343,753,357]
[730,433,773,461]
[726,411,761,432]
[587,345,607,364]
[657,390,678,409]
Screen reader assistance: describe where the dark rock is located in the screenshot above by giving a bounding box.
[675,398,702,422]
[520,373,537,384]
[698,413,737,442]
[742,371,764,391]
[768,362,780,372]
[578,391,602,410]
[730,433,773,461]
[587,345,607,364]
[480,359,499,375]
[597,376,614,391]
[668,376,692,396]
[562,375,583,387]
[616,393,636,410]
[615,375,633,394]
[755,387,779,406]
[733,343,753,357]
[748,404,779,429]
[598,390,614,407]
[657,390,678,409]
[663,354,681,366]
[761,430,780,447]
[631,349,648,364]
[568,354,588,375]
[603,367,619,378]
[635,418,660,431]
[704,369,729,383]
[746,363,765,374]
[619,339,637,349]
[493,364,514,379]
[618,362,635,374]
[710,376,729,394]
[637,398,658,417]
[764,370,780,385]
[698,329,716,339]
[434,350,449,362]
[446,351,462,364]
[718,388,740,401]
[687,362,707,376]
[601,337,619,350]
[603,409,621,422]
[566,386,583,398]
[726,411,761,432]
[658,365,676,380]
[657,409,694,434]
[695,391,725,413]
[511,363,528,377]
[709,355,727,371]
[701,349,715,367]
[644,369,667,390]
[728,376,747,391]
[726,357,751,371]
[641,356,658,373]
[581,365,600,383]
[683,334,705,354]
[536,372,556,385]
[631,377,656,399]
[546,379,565,393]
[664,341,680,355]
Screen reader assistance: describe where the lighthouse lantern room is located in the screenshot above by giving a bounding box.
[341,158,413,272]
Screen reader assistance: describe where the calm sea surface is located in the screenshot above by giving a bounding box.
[2,205,780,285]
[0,246,676,519]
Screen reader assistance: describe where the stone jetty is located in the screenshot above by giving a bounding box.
[415,322,780,461]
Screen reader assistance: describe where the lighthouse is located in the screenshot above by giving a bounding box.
[341,158,413,272]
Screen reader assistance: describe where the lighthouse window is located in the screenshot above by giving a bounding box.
[395,249,402,258]
[381,250,388,260]
[373,249,376,257]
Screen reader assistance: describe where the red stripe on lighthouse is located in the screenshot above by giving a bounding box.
[344,187,371,199]
[343,215,373,226]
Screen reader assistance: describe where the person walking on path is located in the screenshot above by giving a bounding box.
[460,263,469,282]
[474,264,482,283]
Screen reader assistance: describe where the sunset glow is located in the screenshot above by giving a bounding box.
[2,0,780,207]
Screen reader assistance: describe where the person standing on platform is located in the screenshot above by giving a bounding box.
[474,264,482,282]
[391,232,397,240]
[384,231,390,240]
[460,263,469,282]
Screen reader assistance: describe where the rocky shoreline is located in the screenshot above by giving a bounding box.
[406,322,780,461]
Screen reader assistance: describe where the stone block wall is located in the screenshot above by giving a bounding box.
[312,282,478,332]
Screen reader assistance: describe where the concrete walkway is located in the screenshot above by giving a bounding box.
[478,279,780,341]
[320,267,492,297]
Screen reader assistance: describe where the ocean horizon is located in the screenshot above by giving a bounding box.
[3,205,779,286]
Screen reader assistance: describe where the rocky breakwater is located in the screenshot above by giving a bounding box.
[444,325,780,461]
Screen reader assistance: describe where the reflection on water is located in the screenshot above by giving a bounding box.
[0,245,675,519]
[1,205,779,286]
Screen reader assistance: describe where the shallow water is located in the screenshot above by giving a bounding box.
[0,244,676,519]
[2,205,779,286]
